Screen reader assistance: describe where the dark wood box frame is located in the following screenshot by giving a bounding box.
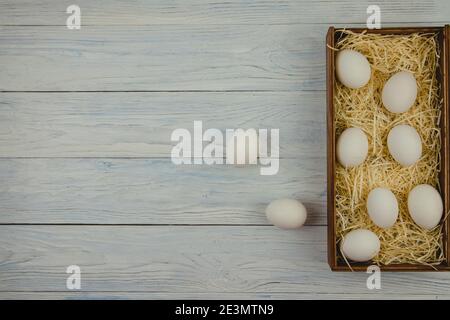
[327,26,450,271]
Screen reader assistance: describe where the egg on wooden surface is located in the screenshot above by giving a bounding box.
[341,229,380,262]
[382,71,417,113]
[336,127,369,168]
[265,198,307,229]
[407,184,443,230]
[367,187,399,228]
[387,124,422,166]
[336,49,371,89]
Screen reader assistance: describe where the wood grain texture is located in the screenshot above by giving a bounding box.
[0,92,324,157]
[3,292,450,300]
[1,0,450,300]
[0,158,326,225]
[0,0,449,25]
[1,225,450,297]
[0,25,325,91]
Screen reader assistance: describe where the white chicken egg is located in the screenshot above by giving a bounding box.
[408,184,443,230]
[341,229,380,262]
[337,127,368,168]
[265,198,307,229]
[336,49,371,89]
[367,187,399,228]
[387,124,422,166]
[382,71,417,113]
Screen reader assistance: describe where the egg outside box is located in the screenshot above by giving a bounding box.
[326,26,450,271]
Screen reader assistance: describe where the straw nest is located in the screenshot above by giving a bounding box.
[333,30,444,266]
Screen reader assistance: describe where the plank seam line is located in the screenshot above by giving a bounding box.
[0,157,324,160]
[0,22,448,27]
[0,90,325,93]
[0,223,327,227]
[0,291,443,296]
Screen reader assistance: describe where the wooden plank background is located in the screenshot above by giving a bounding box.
[0,0,449,299]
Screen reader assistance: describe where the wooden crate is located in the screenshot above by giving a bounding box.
[327,26,450,271]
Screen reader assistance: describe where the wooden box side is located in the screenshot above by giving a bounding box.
[444,24,450,267]
[326,26,337,270]
[326,26,450,271]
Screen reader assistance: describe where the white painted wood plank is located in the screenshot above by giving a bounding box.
[1,292,448,300]
[0,24,325,91]
[0,158,326,225]
[0,92,324,157]
[0,0,448,25]
[1,225,450,295]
